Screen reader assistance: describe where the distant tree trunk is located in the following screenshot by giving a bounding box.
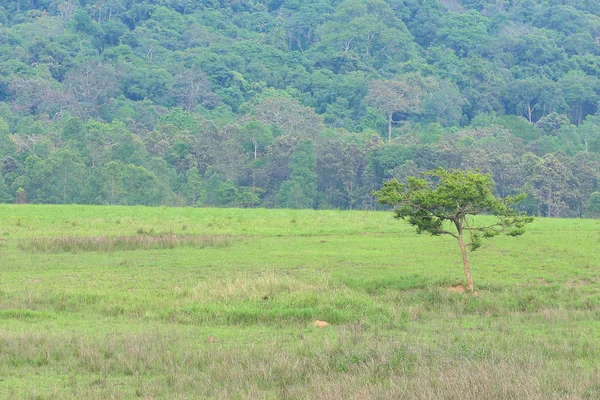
[388,112,393,143]
[546,187,553,217]
[15,188,27,204]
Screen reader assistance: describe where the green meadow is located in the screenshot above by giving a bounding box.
[1,205,600,399]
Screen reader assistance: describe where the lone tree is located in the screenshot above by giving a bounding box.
[374,168,533,291]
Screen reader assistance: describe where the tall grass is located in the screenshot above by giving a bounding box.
[3,327,600,399]
[18,234,236,253]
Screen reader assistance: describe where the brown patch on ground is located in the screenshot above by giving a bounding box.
[28,279,42,283]
[446,285,465,293]
[207,336,219,344]
[446,285,479,295]
[311,320,330,328]
[567,278,590,288]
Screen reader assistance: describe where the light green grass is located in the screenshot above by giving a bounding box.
[1,205,600,399]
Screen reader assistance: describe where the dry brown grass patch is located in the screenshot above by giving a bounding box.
[19,234,236,253]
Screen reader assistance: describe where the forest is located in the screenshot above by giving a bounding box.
[1,0,600,217]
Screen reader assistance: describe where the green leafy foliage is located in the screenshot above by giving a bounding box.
[277,140,317,209]
[0,0,596,213]
[375,168,532,245]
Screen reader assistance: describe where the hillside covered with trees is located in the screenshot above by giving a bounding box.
[1,0,600,217]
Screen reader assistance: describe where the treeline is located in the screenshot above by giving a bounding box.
[1,0,600,217]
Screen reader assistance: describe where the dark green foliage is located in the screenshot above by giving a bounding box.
[67,9,101,36]
[0,0,596,214]
[585,192,600,217]
[102,161,125,205]
[24,150,86,204]
[184,165,204,206]
[0,172,11,203]
[277,140,317,209]
[435,11,489,57]
[0,117,14,158]
[122,164,162,206]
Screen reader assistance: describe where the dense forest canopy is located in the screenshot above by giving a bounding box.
[1,0,600,217]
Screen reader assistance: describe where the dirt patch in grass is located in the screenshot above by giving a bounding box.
[446,285,479,295]
[446,285,466,293]
[567,278,591,287]
[310,320,330,328]
[207,336,220,344]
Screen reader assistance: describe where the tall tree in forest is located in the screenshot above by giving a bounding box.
[63,61,119,120]
[122,164,162,206]
[170,67,219,112]
[102,161,124,205]
[184,164,204,206]
[529,154,576,217]
[366,79,423,142]
[251,92,325,141]
[238,120,273,161]
[34,150,86,204]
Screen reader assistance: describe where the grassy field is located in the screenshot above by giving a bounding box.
[1,204,600,399]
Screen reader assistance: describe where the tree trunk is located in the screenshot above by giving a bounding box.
[454,218,474,291]
[388,112,392,143]
[458,233,474,292]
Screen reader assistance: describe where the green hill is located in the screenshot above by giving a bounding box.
[0,0,599,216]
